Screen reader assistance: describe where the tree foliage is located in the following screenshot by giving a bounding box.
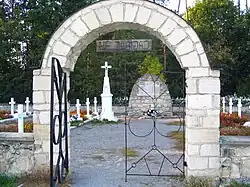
[0,0,249,104]
[186,0,250,96]
[138,55,166,82]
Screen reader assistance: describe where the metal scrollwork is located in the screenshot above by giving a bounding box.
[50,57,69,186]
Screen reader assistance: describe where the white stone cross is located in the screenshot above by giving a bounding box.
[229,98,233,114]
[9,97,16,116]
[101,61,112,77]
[25,97,30,114]
[18,104,25,133]
[94,97,98,115]
[86,98,90,117]
[222,97,226,113]
[237,98,242,118]
[75,99,81,120]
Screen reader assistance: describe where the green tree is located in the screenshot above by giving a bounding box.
[186,0,250,96]
[138,55,166,82]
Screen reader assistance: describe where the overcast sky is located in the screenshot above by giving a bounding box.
[167,0,250,13]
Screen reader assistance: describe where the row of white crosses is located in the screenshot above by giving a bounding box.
[8,97,31,116]
[75,97,98,120]
[7,97,30,133]
[222,97,242,118]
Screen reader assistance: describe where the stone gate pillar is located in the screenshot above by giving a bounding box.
[185,68,220,177]
[32,67,71,167]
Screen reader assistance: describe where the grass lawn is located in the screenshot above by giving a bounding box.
[167,131,185,151]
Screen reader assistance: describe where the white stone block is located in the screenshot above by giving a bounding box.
[209,157,220,169]
[209,70,220,77]
[200,144,220,156]
[95,8,111,25]
[212,95,220,109]
[186,144,200,155]
[61,29,79,47]
[39,111,50,125]
[110,3,124,22]
[200,53,210,67]
[147,11,166,30]
[198,78,220,94]
[185,115,200,127]
[185,27,200,43]
[187,156,208,170]
[40,68,51,76]
[175,39,194,56]
[186,78,197,94]
[124,4,138,22]
[186,95,212,109]
[201,116,220,128]
[186,128,219,144]
[206,109,220,116]
[186,109,207,116]
[33,91,45,104]
[52,41,71,56]
[33,76,51,91]
[180,51,200,68]
[186,68,209,78]
[71,18,89,37]
[135,6,151,25]
[195,42,204,54]
[33,69,41,76]
[33,104,51,111]
[158,18,177,36]
[186,168,219,177]
[82,11,100,30]
[167,28,187,46]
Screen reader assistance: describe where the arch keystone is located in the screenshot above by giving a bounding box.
[124,4,138,22]
[110,3,124,22]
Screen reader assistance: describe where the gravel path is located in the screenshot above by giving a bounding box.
[69,119,184,187]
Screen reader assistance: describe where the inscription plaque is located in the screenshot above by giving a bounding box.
[137,81,160,97]
[96,39,152,52]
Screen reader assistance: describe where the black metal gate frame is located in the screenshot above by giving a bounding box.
[124,71,186,182]
[50,57,69,187]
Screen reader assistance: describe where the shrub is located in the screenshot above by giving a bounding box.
[70,110,92,119]
[0,174,17,187]
[0,122,33,133]
[0,110,12,120]
[220,113,247,128]
[184,176,213,187]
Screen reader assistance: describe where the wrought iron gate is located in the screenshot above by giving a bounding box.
[50,57,69,186]
[124,70,186,181]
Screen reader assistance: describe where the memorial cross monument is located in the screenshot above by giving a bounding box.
[100,61,117,121]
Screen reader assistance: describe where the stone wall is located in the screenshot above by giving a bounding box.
[128,74,172,117]
[220,136,250,178]
[0,133,35,175]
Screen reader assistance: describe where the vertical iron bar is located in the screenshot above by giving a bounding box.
[50,58,55,187]
[182,73,185,176]
[125,62,128,182]
[64,72,69,173]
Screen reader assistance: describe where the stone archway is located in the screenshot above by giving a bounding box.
[33,0,220,177]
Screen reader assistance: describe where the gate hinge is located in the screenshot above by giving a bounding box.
[184,161,187,167]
